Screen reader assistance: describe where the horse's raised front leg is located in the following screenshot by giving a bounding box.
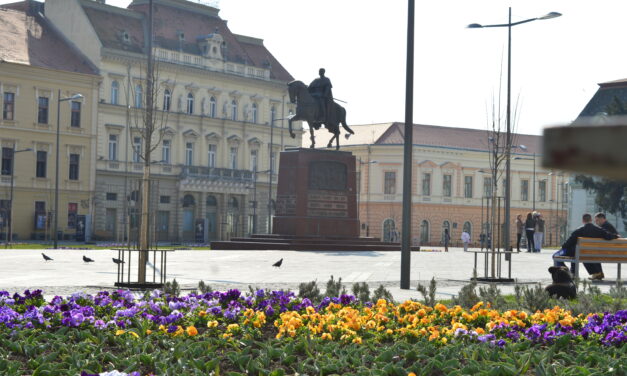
[288,118,295,139]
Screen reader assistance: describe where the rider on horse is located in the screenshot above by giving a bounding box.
[308,68,333,124]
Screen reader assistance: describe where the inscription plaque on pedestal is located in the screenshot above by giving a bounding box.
[273,148,359,237]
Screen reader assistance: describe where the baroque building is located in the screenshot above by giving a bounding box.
[0,2,99,242]
[313,123,569,247]
[45,0,299,242]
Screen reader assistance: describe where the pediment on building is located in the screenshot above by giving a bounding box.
[205,132,221,141]
[418,160,438,168]
[162,126,176,136]
[440,161,458,169]
[183,129,200,138]
[227,134,242,144]
[247,136,262,146]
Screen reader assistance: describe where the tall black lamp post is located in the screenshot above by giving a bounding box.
[468,8,561,259]
[54,91,83,249]
[7,145,32,246]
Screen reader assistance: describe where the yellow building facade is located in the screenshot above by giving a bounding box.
[46,0,300,242]
[0,5,99,242]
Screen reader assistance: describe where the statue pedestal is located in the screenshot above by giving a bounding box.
[273,148,359,237]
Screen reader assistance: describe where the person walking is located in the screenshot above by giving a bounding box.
[461,230,471,252]
[515,214,524,252]
[553,213,618,280]
[533,213,545,253]
[524,212,535,252]
[443,228,451,252]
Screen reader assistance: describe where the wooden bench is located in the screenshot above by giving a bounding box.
[553,237,627,279]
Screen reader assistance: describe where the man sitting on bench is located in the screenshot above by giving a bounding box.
[553,213,618,280]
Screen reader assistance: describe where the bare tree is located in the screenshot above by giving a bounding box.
[484,62,521,278]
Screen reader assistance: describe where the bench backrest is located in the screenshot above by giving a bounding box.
[576,237,627,262]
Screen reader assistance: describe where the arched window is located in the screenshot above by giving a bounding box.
[206,195,217,207]
[442,221,451,243]
[111,81,119,105]
[270,106,276,126]
[420,220,430,244]
[228,196,239,209]
[186,92,194,114]
[182,194,195,207]
[382,219,396,243]
[209,96,216,118]
[134,84,142,108]
[463,221,472,238]
[231,100,238,121]
[163,89,171,111]
[251,103,258,124]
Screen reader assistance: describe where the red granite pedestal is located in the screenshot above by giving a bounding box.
[211,148,418,251]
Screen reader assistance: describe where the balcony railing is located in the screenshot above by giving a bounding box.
[180,166,253,182]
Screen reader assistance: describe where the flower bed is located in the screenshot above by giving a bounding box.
[0,289,625,375]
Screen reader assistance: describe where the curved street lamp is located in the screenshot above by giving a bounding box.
[468,8,561,277]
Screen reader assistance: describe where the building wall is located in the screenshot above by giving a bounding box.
[351,144,569,247]
[0,62,99,241]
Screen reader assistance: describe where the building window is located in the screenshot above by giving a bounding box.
[36,151,47,178]
[134,84,142,108]
[132,136,142,163]
[163,89,171,111]
[67,202,78,228]
[69,154,79,180]
[38,97,49,124]
[539,180,547,202]
[270,106,276,126]
[521,179,529,201]
[160,195,170,204]
[106,192,117,201]
[108,134,118,160]
[443,174,452,197]
[186,92,194,114]
[3,92,15,120]
[185,142,194,166]
[420,220,430,244]
[251,103,257,124]
[1,147,13,176]
[70,101,81,128]
[162,139,170,164]
[35,201,46,230]
[384,171,396,195]
[209,96,216,118]
[249,149,258,171]
[111,81,119,105]
[231,100,238,121]
[464,176,473,198]
[230,147,238,169]
[208,144,216,168]
[483,177,492,197]
[422,173,431,196]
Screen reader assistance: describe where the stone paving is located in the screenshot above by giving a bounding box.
[0,247,621,300]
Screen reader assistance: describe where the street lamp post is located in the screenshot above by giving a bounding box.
[468,8,561,258]
[54,90,83,249]
[514,152,536,210]
[7,145,32,246]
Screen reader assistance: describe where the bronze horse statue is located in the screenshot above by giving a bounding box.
[287,80,354,150]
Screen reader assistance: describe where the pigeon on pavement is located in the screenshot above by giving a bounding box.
[83,255,95,263]
[272,258,283,268]
[112,257,125,265]
[42,253,53,261]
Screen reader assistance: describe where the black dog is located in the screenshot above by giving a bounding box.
[545,266,577,299]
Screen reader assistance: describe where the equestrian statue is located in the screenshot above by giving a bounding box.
[288,68,354,150]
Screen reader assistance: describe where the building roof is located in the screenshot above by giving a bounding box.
[576,78,627,119]
[307,122,542,155]
[0,5,96,74]
[78,0,293,82]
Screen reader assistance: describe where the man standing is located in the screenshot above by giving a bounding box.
[308,68,333,123]
[553,213,618,280]
[461,230,471,252]
[533,213,545,253]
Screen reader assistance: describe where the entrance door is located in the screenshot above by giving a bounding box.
[105,208,117,239]
[206,195,218,241]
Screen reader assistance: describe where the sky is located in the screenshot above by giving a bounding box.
[8,0,627,135]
